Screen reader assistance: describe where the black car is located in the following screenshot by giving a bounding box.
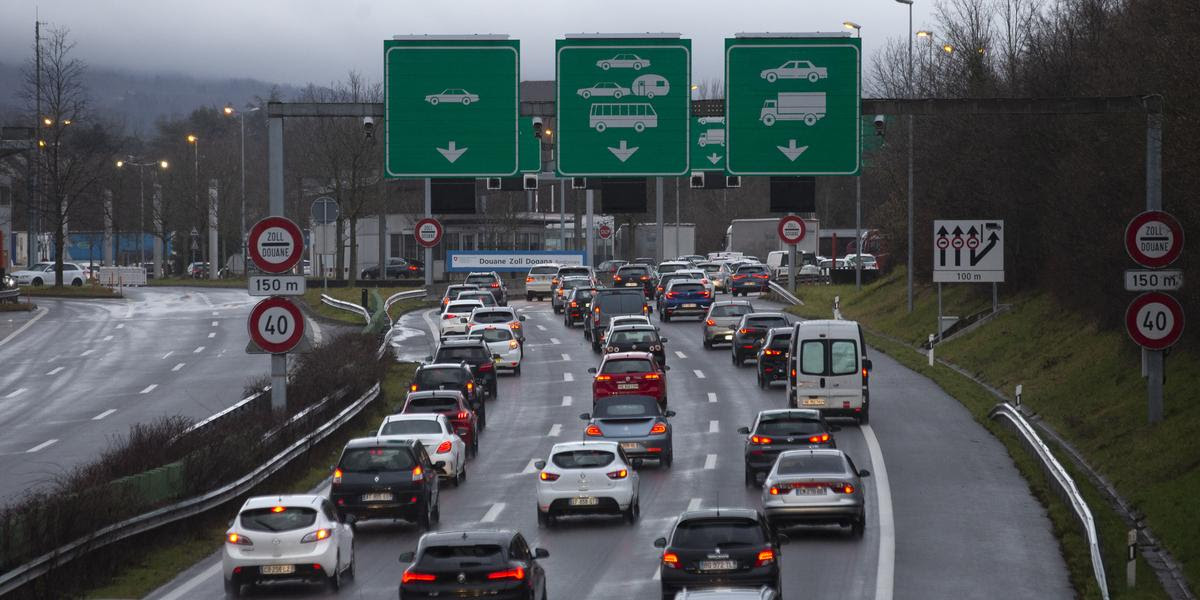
[755,328,792,389]
[563,287,596,327]
[612,264,656,298]
[330,438,441,530]
[738,409,839,486]
[654,508,786,598]
[433,338,499,399]
[464,271,508,306]
[361,257,420,279]
[584,288,649,352]
[604,324,668,365]
[731,313,791,366]
[729,263,771,296]
[399,529,550,600]
[411,363,486,429]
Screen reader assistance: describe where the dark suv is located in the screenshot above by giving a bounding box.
[654,508,786,598]
[361,257,420,279]
[563,287,597,327]
[732,313,791,366]
[464,272,508,306]
[330,437,441,530]
[433,338,499,399]
[612,264,656,298]
[584,288,649,352]
[737,408,839,486]
[756,328,792,389]
[411,363,486,429]
[399,530,550,600]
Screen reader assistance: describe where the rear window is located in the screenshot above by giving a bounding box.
[673,518,765,548]
[445,285,476,297]
[658,263,683,274]
[558,268,590,278]
[422,544,505,565]
[831,340,858,375]
[594,397,658,418]
[800,340,825,376]
[571,289,596,301]
[737,265,769,275]
[472,312,510,323]
[464,275,496,285]
[405,396,460,413]
[767,333,792,350]
[338,447,417,472]
[551,450,615,469]
[239,507,318,532]
[437,347,488,362]
[776,454,848,475]
[610,330,658,345]
[617,266,650,277]
[529,266,558,275]
[595,294,644,314]
[602,358,654,374]
[700,264,721,273]
[446,302,481,313]
[560,278,587,289]
[746,316,789,329]
[477,328,513,343]
[416,369,468,386]
[380,419,442,435]
[710,304,752,318]
[755,417,822,436]
[458,293,495,304]
[669,283,704,294]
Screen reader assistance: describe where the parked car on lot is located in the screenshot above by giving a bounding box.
[11,262,87,286]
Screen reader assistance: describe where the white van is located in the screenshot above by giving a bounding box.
[786,319,872,424]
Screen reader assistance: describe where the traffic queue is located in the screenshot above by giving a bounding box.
[220,256,873,600]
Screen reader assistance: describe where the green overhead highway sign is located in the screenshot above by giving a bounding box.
[691,115,726,172]
[384,35,520,178]
[556,35,691,177]
[725,35,861,176]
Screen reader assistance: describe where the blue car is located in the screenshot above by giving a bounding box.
[657,280,714,322]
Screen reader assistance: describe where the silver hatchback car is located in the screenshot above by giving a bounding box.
[760,449,870,537]
[702,300,755,348]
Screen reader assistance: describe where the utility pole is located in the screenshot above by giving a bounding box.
[29,16,42,267]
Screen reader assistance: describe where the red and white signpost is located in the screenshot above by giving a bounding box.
[248,296,306,354]
[1124,202,1184,423]
[414,218,443,249]
[598,223,613,240]
[246,216,308,411]
[778,215,807,290]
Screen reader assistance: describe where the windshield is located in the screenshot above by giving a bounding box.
[710,304,752,318]
[673,518,765,548]
[602,358,654,374]
[776,454,848,475]
[551,450,616,469]
[380,419,442,435]
[239,507,317,532]
[338,447,416,472]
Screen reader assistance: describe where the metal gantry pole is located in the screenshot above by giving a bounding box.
[585,189,595,267]
[424,178,433,288]
[1146,110,1164,424]
[138,165,146,265]
[855,175,862,289]
[905,0,915,313]
[655,177,664,263]
[674,177,680,256]
[267,116,286,412]
[240,112,247,272]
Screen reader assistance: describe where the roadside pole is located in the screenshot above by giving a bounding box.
[674,177,680,257]
[1145,111,1163,424]
[424,178,433,288]
[855,175,862,289]
[656,177,665,263]
[559,180,567,250]
[585,189,594,267]
[267,116,286,411]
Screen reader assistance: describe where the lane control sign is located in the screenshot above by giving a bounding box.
[248,216,304,274]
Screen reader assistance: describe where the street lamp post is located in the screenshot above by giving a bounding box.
[224,105,260,273]
[186,134,200,270]
[896,0,915,313]
[116,157,169,266]
[844,21,863,290]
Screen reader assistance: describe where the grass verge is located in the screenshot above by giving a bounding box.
[148,277,247,288]
[300,285,422,325]
[18,285,121,298]
[0,301,36,312]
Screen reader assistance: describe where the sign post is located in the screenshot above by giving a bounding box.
[246,216,307,411]
[248,296,306,354]
[1124,210,1184,424]
[932,219,1005,342]
[778,215,807,291]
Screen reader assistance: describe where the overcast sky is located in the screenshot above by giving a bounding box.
[1,0,934,87]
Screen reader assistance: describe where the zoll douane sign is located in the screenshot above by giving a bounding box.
[778,215,807,245]
[1125,210,1183,268]
[414,218,444,248]
[248,216,304,274]
[248,296,306,354]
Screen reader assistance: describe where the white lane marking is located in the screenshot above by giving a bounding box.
[550,337,561,345]
[124,303,135,318]
[561,396,573,407]
[704,454,717,469]
[140,384,158,394]
[707,392,717,403]
[162,351,173,359]
[563,372,574,382]
[863,423,895,600]
[708,420,720,433]
[694,369,706,379]
[481,502,506,523]
[158,562,221,600]
[652,566,661,581]
[5,388,27,399]
[92,409,116,421]
[193,346,205,353]
[675,350,687,359]
[536,324,547,331]
[561,353,571,361]
[211,321,219,327]
[310,316,324,345]
[207,332,216,338]
[522,458,540,474]
[172,362,185,372]
[46,367,64,376]
[687,498,702,512]
[79,349,95,357]
[25,439,58,453]
[548,424,562,437]
[102,335,114,342]
[211,310,219,316]
[0,307,48,349]
[116,323,125,329]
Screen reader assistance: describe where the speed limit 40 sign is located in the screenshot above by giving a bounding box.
[248,296,306,354]
[1126,292,1184,350]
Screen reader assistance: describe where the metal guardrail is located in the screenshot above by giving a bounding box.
[989,402,1109,600]
[320,294,370,324]
[0,382,381,596]
[384,289,427,321]
[766,281,803,306]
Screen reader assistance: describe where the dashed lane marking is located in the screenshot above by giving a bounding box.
[102,335,114,342]
[162,351,173,359]
[211,321,219,327]
[140,384,158,394]
[548,424,562,437]
[550,337,561,345]
[536,324,547,331]
[707,392,717,403]
[92,409,116,420]
[704,454,717,469]
[80,349,95,357]
[46,367,64,376]
[561,353,571,361]
[561,396,573,407]
[115,323,125,329]
[193,346,205,353]
[709,420,720,433]
[25,439,57,453]
[687,498,702,511]
[5,388,27,399]
[675,350,687,359]
[563,372,574,382]
[694,369,706,379]
[172,362,185,372]
[208,332,216,338]
[481,502,506,523]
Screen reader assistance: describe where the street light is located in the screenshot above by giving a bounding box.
[116,157,169,266]
[845,19,862,288]
[943,44,955,53]
[186,134,200,270]
[223,104,261,273]
[895,0,915,314]
[843,21,861,35]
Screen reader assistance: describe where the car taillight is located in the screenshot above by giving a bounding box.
[332,468,343,483]
[739,328,751,334]
[552,278,559,285]
[763,349,782,356]
[411,466,424,481]
[410,384,418,392]
[650,422,668,434]
[808,433,831,444]
[466,381,474,391]
[657,286,664,293]
[755,274,769,279]
[402,570,436,583]
[300,528,331,543]
[750,435,772,445]
[832,482,855,494]
[606,468,628,479]
[643,373,661,380]
[586,425,603,436]
[662,552,680,568]
[435,440,452,453]
[769,486,783,495]
[490,282,500,288]
[479,362,494,372]
[639,276,649,281]
[613,276,622,282]
[699,291,711,298]
[569,301,578,307]
[705,319,716,326]
[539,471,560,481]
[666,292,678,298]
[595,374,612,381]
[525,277,534,283]
[508,340,519,350]
[755,549,776,567]
[488,566,525,580]
[409,265,418,270]
[733,274,747,280]
[457,410,470,420]
[443,313,457,320]
[227,532,252,545]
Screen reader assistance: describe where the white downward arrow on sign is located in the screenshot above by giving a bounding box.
[707,152,723,165]
[777,139,808,162]
[437,141,469,163]
[608,140,639,162]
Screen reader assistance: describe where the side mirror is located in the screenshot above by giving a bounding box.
[342,513,358,525]
[534,460,546,470]
[863,359,873,371]
[398,551,415,563]
[587,367,597,374]
[659,337,669,343]
[664,410,676,418]
[653,537,667,548]
[663,365,671,371]
[776,533,790,545]
[631,458,644,468]
[534,547,550,559]
[519,315,527,321]
[859,469,871,477]
[579,413,592,420]
[737,426,750,435]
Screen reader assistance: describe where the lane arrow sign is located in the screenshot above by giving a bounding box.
[608,140,639,162]
[707,152,723,165]
[776,139,809,162]
[436,141,469,163]
[970,232,1000,266]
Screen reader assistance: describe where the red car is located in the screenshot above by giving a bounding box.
[402,390,479,456]
[588,351,670,409]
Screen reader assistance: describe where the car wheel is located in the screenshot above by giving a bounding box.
[592,340,601,353]
[429,97,439,105]
[432,501,441,523]
[809,72,820,83]
[327,553,342,590]
[703,338,712,350]
[346,540,357,579]
[514,363,522,376]
[662,450,673,468]
[31,278,42,286]
[853,515,866,537]
[661,310,670,322]
[731,351,740,366]
[72,278,83,286]
[757,371,765,389]
[766,72,778,83]
[470,439,478,458]
[538,508,550,528]
[223,578,241,597]
[600,62,611,70]
[624,497,640,524]
[526,293,532,301]
[418,501,432,531]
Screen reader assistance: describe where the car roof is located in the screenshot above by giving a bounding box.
[561,276,591,282]
[241,494,323,510]
[675,588,775,600]
[382,413,445,423]
[678,507,761,521]
[343,436,419,449]
[712,300,753,307]
[551,440,620,453]
[666,278,704,286]
[420,529,516,547]
[611,324,657,332]
[602,351,656,361]
[778,448,846,459]
[466,271,499,276]
[744,312,787,319]
[418,363,469,371]
[758,408,821,420]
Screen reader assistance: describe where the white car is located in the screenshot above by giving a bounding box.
[605,314,654,343]
[525,263,560,301]
[673,269,715,294]
[844,253,879,270]
[468,324,523,374]
[535,441,640,527]
[440,300,485,338]
[596,54,650,70]
[12,262,87,286]
[424,88,479,105]
[760,60,829,83]
[376,414,468,486]
[222,494,355,596]
[467,307,526,342]
[577,82,631,99]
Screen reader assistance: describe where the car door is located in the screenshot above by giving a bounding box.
[510,534,541,595]
[322,499,352,562]
[416,445,439,505]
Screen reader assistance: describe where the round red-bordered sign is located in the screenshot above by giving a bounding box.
[248,216,304,274]
[247,297,306,354]
[1125,211,1183,268]
[414,218,443,249]
[1125,292,1185,350]
[778,215,806,245]
[598,224,613,240]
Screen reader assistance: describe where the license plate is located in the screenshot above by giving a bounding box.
[620,442,643,452]
[723,334,733,340]
[682,303,697,308]
[570,496,599,506]
[796,486,827,496]
[699,560,738,571]
[625,283,637,286]
[802,398,825,407]
[362,492,394,502]
[260,564,295,575]
[617,383,639,390]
